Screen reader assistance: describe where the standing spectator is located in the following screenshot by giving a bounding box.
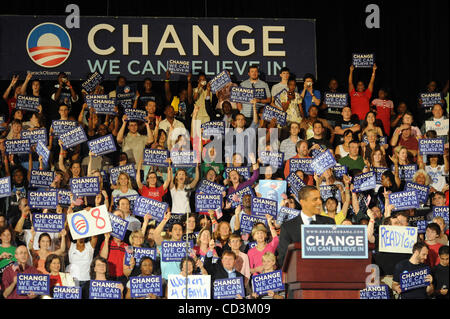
[51,72,79,111]
[338,140,365,172]
[2,75,21,119]
[99,229,128,281]
[299,73,321,115]
[279,122,302,160]
[117,115,154,164]
[348,64,377,121]
[431,245,449,299]
[66,236,97,288]
[28,229,66,274]
[371,88,394,136]
[271,67,291,104]
[425,223,444,267]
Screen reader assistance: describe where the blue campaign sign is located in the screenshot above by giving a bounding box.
[125,247,157,266]
[30,170,54,188]
[225,166,251,180]
[393,164,417,182]
[85,94,108,106]
[5,139,30,154]
[70,176,100,196]
[51,120,78,137]
[81,72,103,93]
[53,286,82,299]
[195,193,222,212]
[301,225,368,259]
[289,158,314,175]
[109,213,129,241]
[311,150,337,176]
[0,176,11,198]
[124,108,147,122]
[432,206,449,224]
[167,59,190,74]
[89,280,122,299]
[16,95,40,112]
[209,71,232,93]
[56,189,72,207]
[59,126,88,150]
[285,171,305,196]
[109,164,136,184]
[36,140,50,164]
[273,89,287,107]
[213,277,245,299]
[230,87,254,103]
[251,197,277,219]
[320,185,342,202]
[373,167,389,184]
[161,241,194,262]
[88,134,117,156]
[353,171,377,193]
[259,151,284,169]
[405,182,430,204]
[420,92,442,107]
[418,138,445,155]
[276,206,301,225]
[171,150,197,167]
[17,274,50,296]
[416,220,428,234]
[32,212,65,233]
[28,190,58,209]
[352,53,375,68]
[21,128,47,146]
[89,96,116,115]
[113,193,141,212]
[252,270,284,295]
[130,276,163,298]
[332,164,347,179]
[400,267,431,292]
[201,121,225,138]
[240,214,266,234]
[182,232,199,242]
[133,196,168,221]
[163,213,185,232]
[359,285,390,299]
[254,88,267,100]
[116,84,137,101]
[143,148,170,167]
[226,185,255,208]
[197,179,226,195]
[324,92,348,108]
[262,104,287,126]
[389,190,420,211]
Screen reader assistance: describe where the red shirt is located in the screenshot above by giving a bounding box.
[371,99,394,135]
[100,239,128,278]
[139,185,167,202]
[426,242,443,267]
[50,274,63,290]
[1,264,40,299]
[350,88,372,121]
[398,135,419,152]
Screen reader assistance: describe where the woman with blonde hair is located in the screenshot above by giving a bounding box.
[169,166,199,214]
[194,227,218,259]
[110,172,138,211]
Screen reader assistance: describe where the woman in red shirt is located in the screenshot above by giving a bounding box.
[348,64,377,121]
[136,158,172,202]
[371,88,394,136]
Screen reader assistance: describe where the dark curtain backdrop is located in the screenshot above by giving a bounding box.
[1,0,448,119]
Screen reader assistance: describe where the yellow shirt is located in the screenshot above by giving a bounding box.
[321,210,346,225]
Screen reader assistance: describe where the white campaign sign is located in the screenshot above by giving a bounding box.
[425,119,449,136]
[378,225,418,254]
[68,205,112,240]
[167,275,211,299]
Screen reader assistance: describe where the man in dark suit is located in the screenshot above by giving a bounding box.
[203,250,245,281]
[277,185,335,268]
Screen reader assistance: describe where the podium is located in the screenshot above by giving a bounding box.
[282,242,371,299]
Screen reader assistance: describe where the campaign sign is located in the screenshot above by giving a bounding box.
[324,92,347,108]
[89,97,116,115]
[320,185,341,202]
[262,104,287,126]
[352,53,375,68]
[143,148,170,167]
[182,231,199,242]
[359,285,390,299]
[116,84,136,101]
[21,128,47,146]
[311,150,337,176]
[88,134,117,156]
[163,212,184,231]
[5,139,30,154]
[168,274,211,299]
[240,214,266,234]
[273,88,287,107]
[226,185,255,208]
[109,213,129,241]
[301,225,368,259]
[259,151,284,169]
[161,241,194,262]
[353,171,377,193]
[432,206,449,224]
[51,120,78,137]
[30,170,54,188]
[171,150,197,167]
[35,140,50,164]
[209,71,232,93]
[56,189,72,207]
[85,94,108,106]
[331,164,347,179]
[289,158,314,175]
[374,167,389,184]
[195,193,222,212]
[416,220,428,234]
[130,276,163,298]
[167,59,190,74]
[420,92,442,107]
[52,286,82,299]
[258,180,286,213]
[213,277,245,299]
[251,197,277,219]
[133,196,168,221]
[425,119,449,136]
[59,126,88,150]
[16,95,40,112]
[254,88,267,100]
[109,164,136,185]
[393,164,417,182]
[379,225,418,254]
[32,212,65,233]
[89,280,122,299]
[0,176,11,198]
[28,190,58,209]
[125,247,157,266]
[113,192,138,211]
[81,72,103,93]
[252,270,284,295]
[68,205,113,240]
[230,87,254,103]
[276,206,301,225]
[362,135,387,146]
[197,179,226,195]
[405,182,430,204]
[389,190,420,211]
[400,267,431,292]
[418,138,445,155]
[124,108,147,122]
[70,176,100,196]
[225,166,251,180]
[17,274,50,296]
[201,121,225,138]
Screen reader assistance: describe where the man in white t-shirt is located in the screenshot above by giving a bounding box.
[271,67,291,106]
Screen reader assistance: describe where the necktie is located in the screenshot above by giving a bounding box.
[307,217,313,225]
